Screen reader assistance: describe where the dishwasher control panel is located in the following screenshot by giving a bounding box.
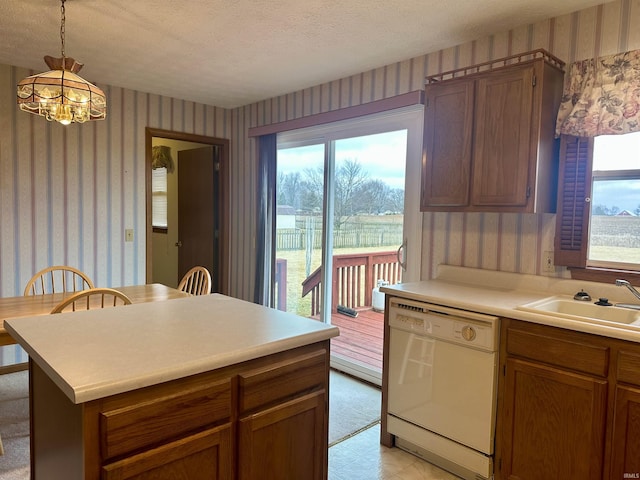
[388,297,499,351]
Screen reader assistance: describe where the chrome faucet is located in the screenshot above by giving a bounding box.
[615,279,640,310]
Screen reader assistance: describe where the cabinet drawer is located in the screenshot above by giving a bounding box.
[100,378,232,460]
[506,326,609,377]
[617,350,640,386]
[102,424,233,480]
[239,349,326,414]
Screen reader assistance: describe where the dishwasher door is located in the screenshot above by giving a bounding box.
[387,327,498,454]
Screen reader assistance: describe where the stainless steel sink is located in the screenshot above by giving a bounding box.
[518,296,640,325]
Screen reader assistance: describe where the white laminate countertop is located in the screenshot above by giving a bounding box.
[382,265,640,343]
[5,293,339,404]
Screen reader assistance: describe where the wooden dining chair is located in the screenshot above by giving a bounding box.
[177,266,211,295]
[50,288,132,314]
[24,266,94,296]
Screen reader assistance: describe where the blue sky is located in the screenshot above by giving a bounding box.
[277,130,408,190]
[592,132,640,212]
[592,180,640,212]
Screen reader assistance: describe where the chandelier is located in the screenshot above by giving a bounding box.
[16,0,106,125]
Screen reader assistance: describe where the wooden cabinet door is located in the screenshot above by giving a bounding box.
[238,391,327,480]
[610,386,640,480]
[500,358,607,480]
[421,80,474,208]
[472,65,534,207]
[101,425,233,480]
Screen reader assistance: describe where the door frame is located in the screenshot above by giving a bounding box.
[276,105,424,385]
[145,127,230,294]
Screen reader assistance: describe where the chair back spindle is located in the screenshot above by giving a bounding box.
[24,266,94,296]
[50,288,132,314]
[178,266,211,296]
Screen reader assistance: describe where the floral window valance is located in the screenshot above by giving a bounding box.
[555,49,640,138]
[152,145,175,172]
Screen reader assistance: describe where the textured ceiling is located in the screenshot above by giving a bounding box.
[1,0,609,108]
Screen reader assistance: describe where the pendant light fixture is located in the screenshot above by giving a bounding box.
[16,0,106,125]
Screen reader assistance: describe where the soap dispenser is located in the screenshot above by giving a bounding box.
[573,290,592,301]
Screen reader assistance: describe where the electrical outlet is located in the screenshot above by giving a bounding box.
[125,229,134,242]
[543,250,554,272]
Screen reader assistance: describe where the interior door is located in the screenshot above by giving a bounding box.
[177,146,218,292]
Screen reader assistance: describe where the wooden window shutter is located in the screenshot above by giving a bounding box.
[554,135,593,267]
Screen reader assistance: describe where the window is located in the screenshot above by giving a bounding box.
[152,167,168,229]
[554,48,640,279]
[589,132,640,269]
[555,133,640,278]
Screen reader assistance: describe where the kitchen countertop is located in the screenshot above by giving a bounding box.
[382,265,640,343]
[5,293,339,404]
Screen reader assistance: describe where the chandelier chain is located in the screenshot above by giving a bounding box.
[60,0,66,58]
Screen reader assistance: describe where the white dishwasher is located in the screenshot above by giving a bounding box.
[386,297,499,480]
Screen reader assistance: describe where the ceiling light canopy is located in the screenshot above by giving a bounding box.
[16,0,106,126]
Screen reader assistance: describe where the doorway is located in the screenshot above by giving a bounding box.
[274,106,423,385]
[145,128,229,294]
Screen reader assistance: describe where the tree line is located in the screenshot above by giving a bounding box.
[592,204,640,216]
[277,158,404,228]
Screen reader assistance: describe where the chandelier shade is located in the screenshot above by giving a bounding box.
[15,0,107,125]
[17,66,107,125]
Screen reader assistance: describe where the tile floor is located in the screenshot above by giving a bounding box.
[328,370,459,480]
[329,423,459,480]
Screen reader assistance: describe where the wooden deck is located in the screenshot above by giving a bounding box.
[328,307,384,372]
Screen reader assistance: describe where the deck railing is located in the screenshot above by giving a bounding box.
[301,251,402,316]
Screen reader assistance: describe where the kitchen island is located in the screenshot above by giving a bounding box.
[5,293,339,480]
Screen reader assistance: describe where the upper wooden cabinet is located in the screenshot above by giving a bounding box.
[421,50,565,212]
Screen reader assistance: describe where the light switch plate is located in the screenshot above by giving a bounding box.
[125,229,134,242]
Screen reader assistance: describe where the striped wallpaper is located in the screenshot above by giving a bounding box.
[0,72,229,302]
[0,0,638,318]
[233,0,640,290]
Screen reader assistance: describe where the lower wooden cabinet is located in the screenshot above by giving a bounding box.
[496,319,640,480]
[237,348,329,480]
[610,386,640,479]
[500,357,607,479]
[29,342,330,480]
[238,391,326,480]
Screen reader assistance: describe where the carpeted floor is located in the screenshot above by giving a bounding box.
[0,370,29,480]
[0,368,380,478]
[328,370,381,446]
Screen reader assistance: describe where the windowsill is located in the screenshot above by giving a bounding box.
[569,266,640,286]
[153,226,168,234]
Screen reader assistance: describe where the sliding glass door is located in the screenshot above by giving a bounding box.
[274,106,423,384]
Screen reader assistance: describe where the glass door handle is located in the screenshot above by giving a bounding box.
[397,239,407,271]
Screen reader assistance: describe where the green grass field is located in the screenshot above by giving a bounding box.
[589,217,640,264]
